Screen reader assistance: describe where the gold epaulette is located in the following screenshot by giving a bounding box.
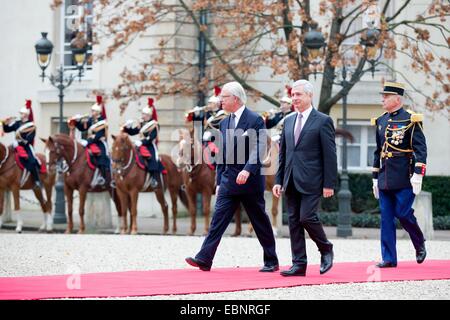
[370,112,387,126]
[406,109,424,122]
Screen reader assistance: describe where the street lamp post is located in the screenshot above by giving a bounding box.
[336,65,353,237]
[34,32,88,224]
[303,23,382,237]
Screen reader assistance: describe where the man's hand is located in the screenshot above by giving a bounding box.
[323,188,334,198]
[272,184,282,198]
[372,179,379,199]
[410,173,423,195]
[236,170,250,185]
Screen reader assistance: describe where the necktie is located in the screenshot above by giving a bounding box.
[226,114,236,163]
[294,112,303,145]
[229,113,236,130]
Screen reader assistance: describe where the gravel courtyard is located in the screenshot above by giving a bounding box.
[1,234,449,299]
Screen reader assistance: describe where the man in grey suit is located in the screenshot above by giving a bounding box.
[273,79,337,276]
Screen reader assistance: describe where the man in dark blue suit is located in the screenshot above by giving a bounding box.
[186,81,279,272]
[273,79,337,276]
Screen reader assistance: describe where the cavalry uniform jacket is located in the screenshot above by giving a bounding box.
[372,107,427,190]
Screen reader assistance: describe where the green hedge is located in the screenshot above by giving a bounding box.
[320,174,450,218]
[318,212,450,230]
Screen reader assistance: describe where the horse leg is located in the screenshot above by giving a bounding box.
[271,194,279,237]
[109,187,122,234]
[0,190,4,228]
[44,175,53,213]
[154,187,169,235]
[116,189,128,234]
[187,190,197,236]
[65,186,74,234]
[202,192,212,236]
[169,188,178,234]
[130,190,139,235]
[78,188,87,234]
[232,206,242,237]
[12,187,23,233]
[32,187,48,233]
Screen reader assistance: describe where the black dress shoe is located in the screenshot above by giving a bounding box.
[280,265,306,277]
[320,250,334,275]
[185,257,211,271]
[416,245,427,264]
[259,265,279,272]
[376,261,397,268]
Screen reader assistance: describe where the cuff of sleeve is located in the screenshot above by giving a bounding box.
[414,162,426,176]
[372,167,379,179]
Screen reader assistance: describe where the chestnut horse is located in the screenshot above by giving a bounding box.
[111,132,188,235]
[176,129,215,236]
[43,134,122,234]
[0,142,55,233]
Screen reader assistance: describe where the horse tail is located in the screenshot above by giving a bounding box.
[178,185,189,210]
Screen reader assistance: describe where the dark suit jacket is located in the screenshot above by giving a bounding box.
[276,108,337,195]
[216,107,267,195]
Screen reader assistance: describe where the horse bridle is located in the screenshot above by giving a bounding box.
[49,138,79,173]
[0,144,10,171]
[112,144,134,178]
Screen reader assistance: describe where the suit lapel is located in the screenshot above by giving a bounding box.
[235,107,248,131]
[295,108,318,148]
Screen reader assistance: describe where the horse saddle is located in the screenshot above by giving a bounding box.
[14,146,46,173]
[135,146,152,170]
[85,144,102,170]
[202,142,219,171]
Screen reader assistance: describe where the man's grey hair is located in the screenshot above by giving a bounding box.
[222,81,247,105]
[292,79,314,95]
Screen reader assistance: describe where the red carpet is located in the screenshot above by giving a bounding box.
[1,260,449,300]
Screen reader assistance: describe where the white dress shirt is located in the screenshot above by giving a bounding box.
[231,104,246,128]
[294,105,313,131]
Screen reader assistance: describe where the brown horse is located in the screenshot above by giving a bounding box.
[0,142,55,233]
[43,134,122,234]
[111,132,188,235]
[176,129,215,236]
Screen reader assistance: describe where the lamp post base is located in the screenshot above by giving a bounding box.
[53,173,66,224]
[337,174,352,237]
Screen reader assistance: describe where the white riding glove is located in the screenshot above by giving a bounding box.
[410,173,423,195]
[372,179,379,199]
[124,119,134,128]
[80,139,88,147]
[134,140,143,147]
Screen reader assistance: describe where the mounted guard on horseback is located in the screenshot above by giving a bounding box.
[0,100,45,191]
[68,95,111,187]
[120,98,163,189]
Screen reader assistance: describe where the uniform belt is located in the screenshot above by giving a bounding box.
[381,151,412,158]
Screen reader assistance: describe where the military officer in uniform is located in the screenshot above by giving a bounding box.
[1,100,43,189]
[70,96,110,186]
[121,98,162,188]
[263,86,294,130]
[372,81,427,268]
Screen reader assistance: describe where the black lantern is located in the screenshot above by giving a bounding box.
[360,27,380,59]
[34,32,54,80]
[304,22,326,59]
[70,33,88,78]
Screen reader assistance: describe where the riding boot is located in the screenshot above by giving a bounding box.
[31,165,43,189]
[149,171,159,189]
[98,166,108,186]
[31,166,46,203]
